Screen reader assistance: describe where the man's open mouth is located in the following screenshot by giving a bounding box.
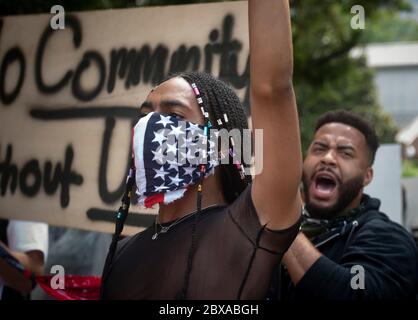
[310,172,339,200]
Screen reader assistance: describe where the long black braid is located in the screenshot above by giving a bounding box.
[100,162,135,297]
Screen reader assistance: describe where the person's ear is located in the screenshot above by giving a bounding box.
[363,167,373,187]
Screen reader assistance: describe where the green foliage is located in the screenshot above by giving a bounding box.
[361,10,418,43]
[403,159,418,177]
[291,0,405,150]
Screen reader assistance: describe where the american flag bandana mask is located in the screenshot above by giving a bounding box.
[133,112,218,208]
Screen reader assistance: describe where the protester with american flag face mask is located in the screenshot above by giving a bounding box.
[100,0,303,300]
[131,111,220,209]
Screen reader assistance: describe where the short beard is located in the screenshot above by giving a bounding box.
[302,173,364,220]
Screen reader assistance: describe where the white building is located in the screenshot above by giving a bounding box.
[353,42,418,128]
[353,42,418,160]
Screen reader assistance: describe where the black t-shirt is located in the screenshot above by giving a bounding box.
[101,184,301,299]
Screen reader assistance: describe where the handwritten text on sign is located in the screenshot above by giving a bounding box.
[0,2,249,234]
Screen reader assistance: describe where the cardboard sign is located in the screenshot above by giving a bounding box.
[0,1,249,234]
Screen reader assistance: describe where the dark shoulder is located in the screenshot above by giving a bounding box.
[113,225,153,261]
[116,235,134,255]
[357,211,417,252]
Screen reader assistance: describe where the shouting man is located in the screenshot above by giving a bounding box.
[279,110,418,300]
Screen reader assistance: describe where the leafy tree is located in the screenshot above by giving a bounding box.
[290,0,408,149]
[361,10,418,43]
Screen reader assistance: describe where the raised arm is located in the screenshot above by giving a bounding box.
[249,0,302,229]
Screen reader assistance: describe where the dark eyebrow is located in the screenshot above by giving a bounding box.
[312,141,328,148]
[337,144,356,153]
[160,99,190,110]
[139,99,190,113]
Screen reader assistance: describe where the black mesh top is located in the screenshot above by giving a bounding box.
[100,185,301,300]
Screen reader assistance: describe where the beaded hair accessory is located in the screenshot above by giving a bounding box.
[190,83,246,184]
[190,83,212,199]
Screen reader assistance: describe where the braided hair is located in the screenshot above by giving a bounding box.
[103,72,252,299]
[176,71,252,203]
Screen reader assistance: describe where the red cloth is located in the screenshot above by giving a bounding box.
[36,275,101,300]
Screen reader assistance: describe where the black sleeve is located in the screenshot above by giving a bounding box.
[294,219,418,300]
